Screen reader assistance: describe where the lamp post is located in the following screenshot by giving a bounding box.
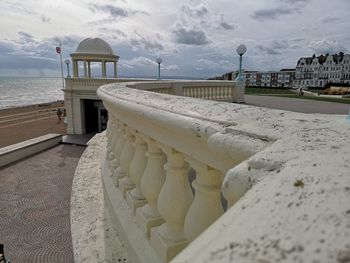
[65,59,71,78]
[156,57,162,80]
[235,44,247,81]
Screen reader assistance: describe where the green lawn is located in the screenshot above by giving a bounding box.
[245,87,295,95]
[245,87,350,105]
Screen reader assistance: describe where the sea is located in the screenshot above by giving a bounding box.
[0,77,63,109]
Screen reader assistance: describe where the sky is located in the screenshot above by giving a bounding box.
[0,0,349,78]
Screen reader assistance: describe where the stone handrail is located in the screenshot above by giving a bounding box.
[96,81,267,262]
[73,80,350,263]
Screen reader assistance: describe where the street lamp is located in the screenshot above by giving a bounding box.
[235,44,247,81]
[65,59,71,78]
[156,57,162,80]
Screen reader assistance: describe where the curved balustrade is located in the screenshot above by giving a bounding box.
[96,80,270,262]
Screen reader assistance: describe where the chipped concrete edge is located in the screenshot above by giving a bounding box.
[70,132,126,263]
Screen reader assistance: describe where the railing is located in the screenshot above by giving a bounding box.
[65,77,151,91]
[130,80,245,102]
[97,81,267,262]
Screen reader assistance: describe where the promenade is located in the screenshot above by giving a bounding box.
[246,95,349,114]
[0,144,84,263]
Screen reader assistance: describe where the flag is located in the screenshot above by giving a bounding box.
[56,46,61,54]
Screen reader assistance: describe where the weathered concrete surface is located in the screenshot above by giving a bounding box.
[0,144,84,263]
[97,84,350,263]
[246,95,350,114]
[71,133,129,263]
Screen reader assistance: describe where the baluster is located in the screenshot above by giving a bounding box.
[150,146,193,262]
[126,131,148,213]
[184,157,224,242]
[117,128,136,196]
[136,137,166,237]
[109,119,120,173]
[105,117,113,161]
[112,124,125,184]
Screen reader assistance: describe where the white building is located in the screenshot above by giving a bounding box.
[294,52,350,88]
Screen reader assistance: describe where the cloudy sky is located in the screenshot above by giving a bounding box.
[0,0,349,78]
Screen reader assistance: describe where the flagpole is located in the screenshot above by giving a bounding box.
[59,41,64,89]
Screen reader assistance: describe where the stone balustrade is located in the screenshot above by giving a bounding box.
[130,80,245,102]
[72,79,350,263]
[96,80,266,262]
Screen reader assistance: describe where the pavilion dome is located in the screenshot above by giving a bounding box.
[75,38,114,55]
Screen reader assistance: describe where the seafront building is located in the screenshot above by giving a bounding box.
[294,52,350,88]
[243,69,295,88]
[216,53,350,89]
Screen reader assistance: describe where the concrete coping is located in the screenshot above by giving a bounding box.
[0,133,62,167]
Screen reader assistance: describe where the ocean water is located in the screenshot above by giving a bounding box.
[0,77,63,109]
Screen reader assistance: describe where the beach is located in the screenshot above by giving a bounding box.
[0,101,67,148]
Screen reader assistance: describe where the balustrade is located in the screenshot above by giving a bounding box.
[97,80,251,262]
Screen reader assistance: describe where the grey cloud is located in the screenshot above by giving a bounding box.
[308,39,347,54]
[88,3,149,19]
[89,3,128,18]
[252,7,295,21]
[87,18,116,26]
[0,54,58,70]
[99,27,127,37]
[256,45,281,55]
[130,36,164,52]
[252,0,311,21]
[18,31,37,44]
[173,28,210,46]
[219,22,235,30]
[0,41,16,54]
[181,5,208,17]
[256,40,298,55]
[281,0,310,4]
[320,15,343,23]
[41,14,51,23]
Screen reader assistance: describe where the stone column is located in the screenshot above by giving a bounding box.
[83,60,87,78]
[114,62,118,78]
[184,157,223,242]
[126,131,148,213]
[136,137,166,237]
[88,61,91,78]
[73,60,79,77]
[150,145,193,262]
[102,61,107,78]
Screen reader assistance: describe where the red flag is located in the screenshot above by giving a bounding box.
[56,46,61,54]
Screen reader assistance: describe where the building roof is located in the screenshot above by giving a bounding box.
[74,38,115,55]
[298,52,346,66]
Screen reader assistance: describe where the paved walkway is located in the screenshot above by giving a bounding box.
[245,95,350,114]
[0,144,85,263]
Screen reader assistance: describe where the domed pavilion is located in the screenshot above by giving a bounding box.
[64,37,121,136]
[70,38,119,78]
